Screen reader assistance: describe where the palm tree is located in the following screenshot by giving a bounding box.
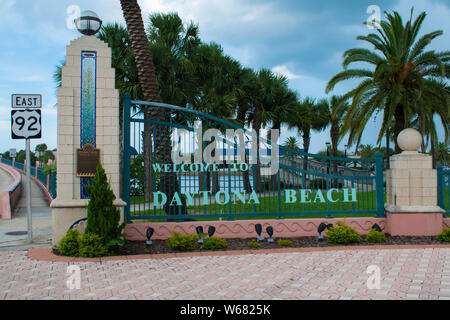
[283,136,300,151]
[120,0,186,215]
[322,95,350,183]
[357,144,377,159]
[287,97,330,171]
[433,142,449,166]
[326,9,450,153]
[147,12,200,107]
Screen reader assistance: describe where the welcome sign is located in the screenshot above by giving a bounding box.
[151,162,358,207]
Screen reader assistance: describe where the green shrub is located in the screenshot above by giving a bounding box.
[58,229,80,256]
[277,239,293,247]
[366,228,387,243]
[201,237,227,250]
[248,239,261,249]
[85,162,125,252]
[326,221,362,244]
[436,228,450,242]
[78,233,107,257]
[165,231,199,251]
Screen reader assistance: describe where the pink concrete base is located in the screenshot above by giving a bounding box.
[124,217,387,241]
[386,212,444,236]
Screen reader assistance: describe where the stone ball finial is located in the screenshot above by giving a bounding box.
[397,128,422,152]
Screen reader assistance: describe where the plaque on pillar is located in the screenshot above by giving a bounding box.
[76,143,100,177]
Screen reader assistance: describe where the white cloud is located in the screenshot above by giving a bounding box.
[271,65,303,80]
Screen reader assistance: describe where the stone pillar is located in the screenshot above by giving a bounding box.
[50,36,126,245]
[385,128,444,236]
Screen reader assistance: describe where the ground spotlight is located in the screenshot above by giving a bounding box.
[208,226,216,237]
[146,227,154,245]
[317,223,327,241]
[372,224,382,232]
[255,224,264,241]
[266,226,274,243]
[196,226,205,244]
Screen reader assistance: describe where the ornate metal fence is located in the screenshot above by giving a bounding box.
[122,94,385,222]
[438,166,450,217]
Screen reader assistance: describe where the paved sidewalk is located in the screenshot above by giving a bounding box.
[1,248,450,300]
[0,174,52,250]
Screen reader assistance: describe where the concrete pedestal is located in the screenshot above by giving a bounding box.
[385,141,444,236]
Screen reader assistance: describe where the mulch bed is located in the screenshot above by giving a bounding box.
[116,236,444,256]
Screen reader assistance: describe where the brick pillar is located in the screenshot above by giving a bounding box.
[50,35,125,245]
[385,128,444,236]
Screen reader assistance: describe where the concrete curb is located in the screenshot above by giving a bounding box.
[28,244,450,263]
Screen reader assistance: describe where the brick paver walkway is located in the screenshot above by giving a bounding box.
[2,248,450,300]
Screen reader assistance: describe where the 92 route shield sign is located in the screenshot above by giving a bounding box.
[11,109,42,139]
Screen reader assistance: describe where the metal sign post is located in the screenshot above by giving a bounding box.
[11,94,42,245]
[26,139,32,244]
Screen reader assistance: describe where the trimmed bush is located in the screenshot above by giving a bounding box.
[85,162,125,252]
[78,233,107,257]
[366,228,387,243]
[436,228,450,243]
[248,239,261,249]
[201,237,227,250]
[165,231,199,251]
[58,229,80,256]
[326,221,362,244]
[277,239,293,247]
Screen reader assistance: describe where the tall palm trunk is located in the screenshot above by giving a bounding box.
[120,0,186,214]
[302,128,311,171]
[330,121,339,187]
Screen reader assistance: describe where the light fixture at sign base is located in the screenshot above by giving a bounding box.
[146,227,154,245]
[317,223,327,241]
[196,226,205,244]
[255,224,264,242]
[372,224,382,232]
[208,226,216,237]
[266,226,274,243]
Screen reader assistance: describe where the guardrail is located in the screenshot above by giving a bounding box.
[0,157,56,203]
[0,162,22,219]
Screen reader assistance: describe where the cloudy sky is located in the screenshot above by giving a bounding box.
[0,0,448,154]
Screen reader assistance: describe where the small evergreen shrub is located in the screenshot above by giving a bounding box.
[277,239,293,247]
[85,162,125,253]
[201,237,227,250]
[78,233,107,257]
[366,228,387,243]
[436,228,450,243]
[326,221,362,244]
[248,239,261,249]
[58,229,80,256]
[165,231,199,251]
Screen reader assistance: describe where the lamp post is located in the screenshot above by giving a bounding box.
[75,10,103,36]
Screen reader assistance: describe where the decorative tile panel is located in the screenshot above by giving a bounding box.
[80,51,97,199]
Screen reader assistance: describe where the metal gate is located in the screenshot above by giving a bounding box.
[122,94,385,222]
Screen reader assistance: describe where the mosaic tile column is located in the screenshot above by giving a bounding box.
[80,51,97,199]
[51,36,126,245]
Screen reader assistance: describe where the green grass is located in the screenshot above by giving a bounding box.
[129,190,383,222]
